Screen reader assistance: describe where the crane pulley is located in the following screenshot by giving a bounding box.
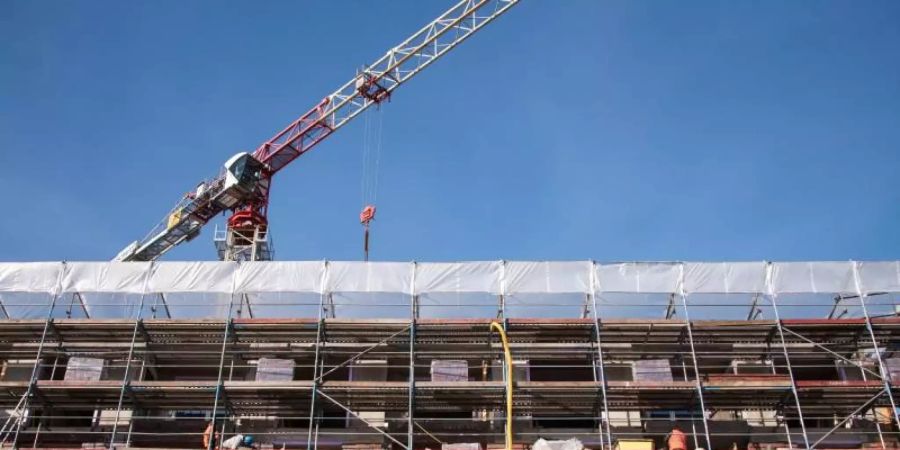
[115,0,520,262]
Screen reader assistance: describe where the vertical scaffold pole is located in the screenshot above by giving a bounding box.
[498,260,512,449]
[208,292,237,450]
[307,262,329,450]
[109,262,153,448]
[859,358,887,448]
[11,262,66,448]
[408,262,417,450]
[677,267,712,450]
[853,262,900,430]
[589,262,612,448]
[767,263,810,449]
[678,359,701,450]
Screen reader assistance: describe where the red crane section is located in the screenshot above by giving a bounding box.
[116,0,520,262]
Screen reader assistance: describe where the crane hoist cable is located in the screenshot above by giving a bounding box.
[360,106,384,261]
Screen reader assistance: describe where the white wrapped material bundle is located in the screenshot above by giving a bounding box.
[632,359,672,382]
[532,438,583,450]
[65,357,104,381]
[97,408,131,427]
[442,444,481,450]
[256,358,294,382]
[431,360,468,382]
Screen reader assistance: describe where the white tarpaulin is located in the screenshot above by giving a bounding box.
[596,262,681,293]
[505,261,591,294]
[0,261,897,319]
[326,261,411,293]
[0,262,63,293]
[857,261,900,294]
[147,261,238,293]
[770,261,857,294]
[235,261,324,293]
[415,261,501,294]
[62,262,151,294]
[683,262,767,294]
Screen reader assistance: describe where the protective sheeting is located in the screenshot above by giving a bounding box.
[0,262,63,293]
[235,261,324,293]
[415,261,501,294]
[683,262,767,293]
[595,262,681,293]
[505,261,590,294]
[62,262,152,294]
[770,261,857,294]
[327,261,411,293]
[0,261,897,319]
[147,261,238,293]
[857,261,900,293]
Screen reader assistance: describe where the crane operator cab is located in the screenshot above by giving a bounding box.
[217,152,266,209]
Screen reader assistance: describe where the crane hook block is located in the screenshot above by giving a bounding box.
[360,205,376,224]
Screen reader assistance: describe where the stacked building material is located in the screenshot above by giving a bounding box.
[64,357,104,381]
[343,444,383,450]
[613,440,653,450]
[255,358,294,382]
[432,360,468,382]
[603,410,641,427]
[443,443,482,450]
[487,444,527,450]
[97,408,132,427]
[740,409,778,427]
[730,359,774,374]
[632,359,672,382]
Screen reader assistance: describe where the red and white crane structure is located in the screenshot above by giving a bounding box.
[115,0,519,262]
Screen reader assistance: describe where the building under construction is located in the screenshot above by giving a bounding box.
[0,260,897,450]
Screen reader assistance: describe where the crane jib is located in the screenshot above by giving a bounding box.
[115,0,521,262]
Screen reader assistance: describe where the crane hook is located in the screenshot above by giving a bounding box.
[360,205,376,261]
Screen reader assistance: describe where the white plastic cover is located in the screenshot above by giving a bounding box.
[595,262,681,293]
[0,261,898,319]
[235,261,324,293]
[856,261,900,294]
[532,438,583,450]
[505,261,591,294]
[62,262,152,294]
[770,262,856,294]
[326,261,411,293]
[0,262,63,293]
[683,262,767,293]
[147,262,238,293]
[414,261,501,294]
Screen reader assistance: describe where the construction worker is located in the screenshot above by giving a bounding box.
[202,421,218,449]
[666,424,687,450]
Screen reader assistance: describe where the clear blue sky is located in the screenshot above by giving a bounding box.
[1,1,898,262]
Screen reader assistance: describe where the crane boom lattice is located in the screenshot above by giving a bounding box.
[115,0,519,262]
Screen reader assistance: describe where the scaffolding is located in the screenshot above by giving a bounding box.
[0,260,897,449]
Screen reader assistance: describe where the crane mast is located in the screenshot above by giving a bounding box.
[115,0,519,262]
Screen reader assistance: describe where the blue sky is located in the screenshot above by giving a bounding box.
[1,1,898,262]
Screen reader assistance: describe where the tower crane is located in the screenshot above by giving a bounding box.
[114,0,520,262]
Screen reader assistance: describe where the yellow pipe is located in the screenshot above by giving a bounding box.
[490,321,513,450]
